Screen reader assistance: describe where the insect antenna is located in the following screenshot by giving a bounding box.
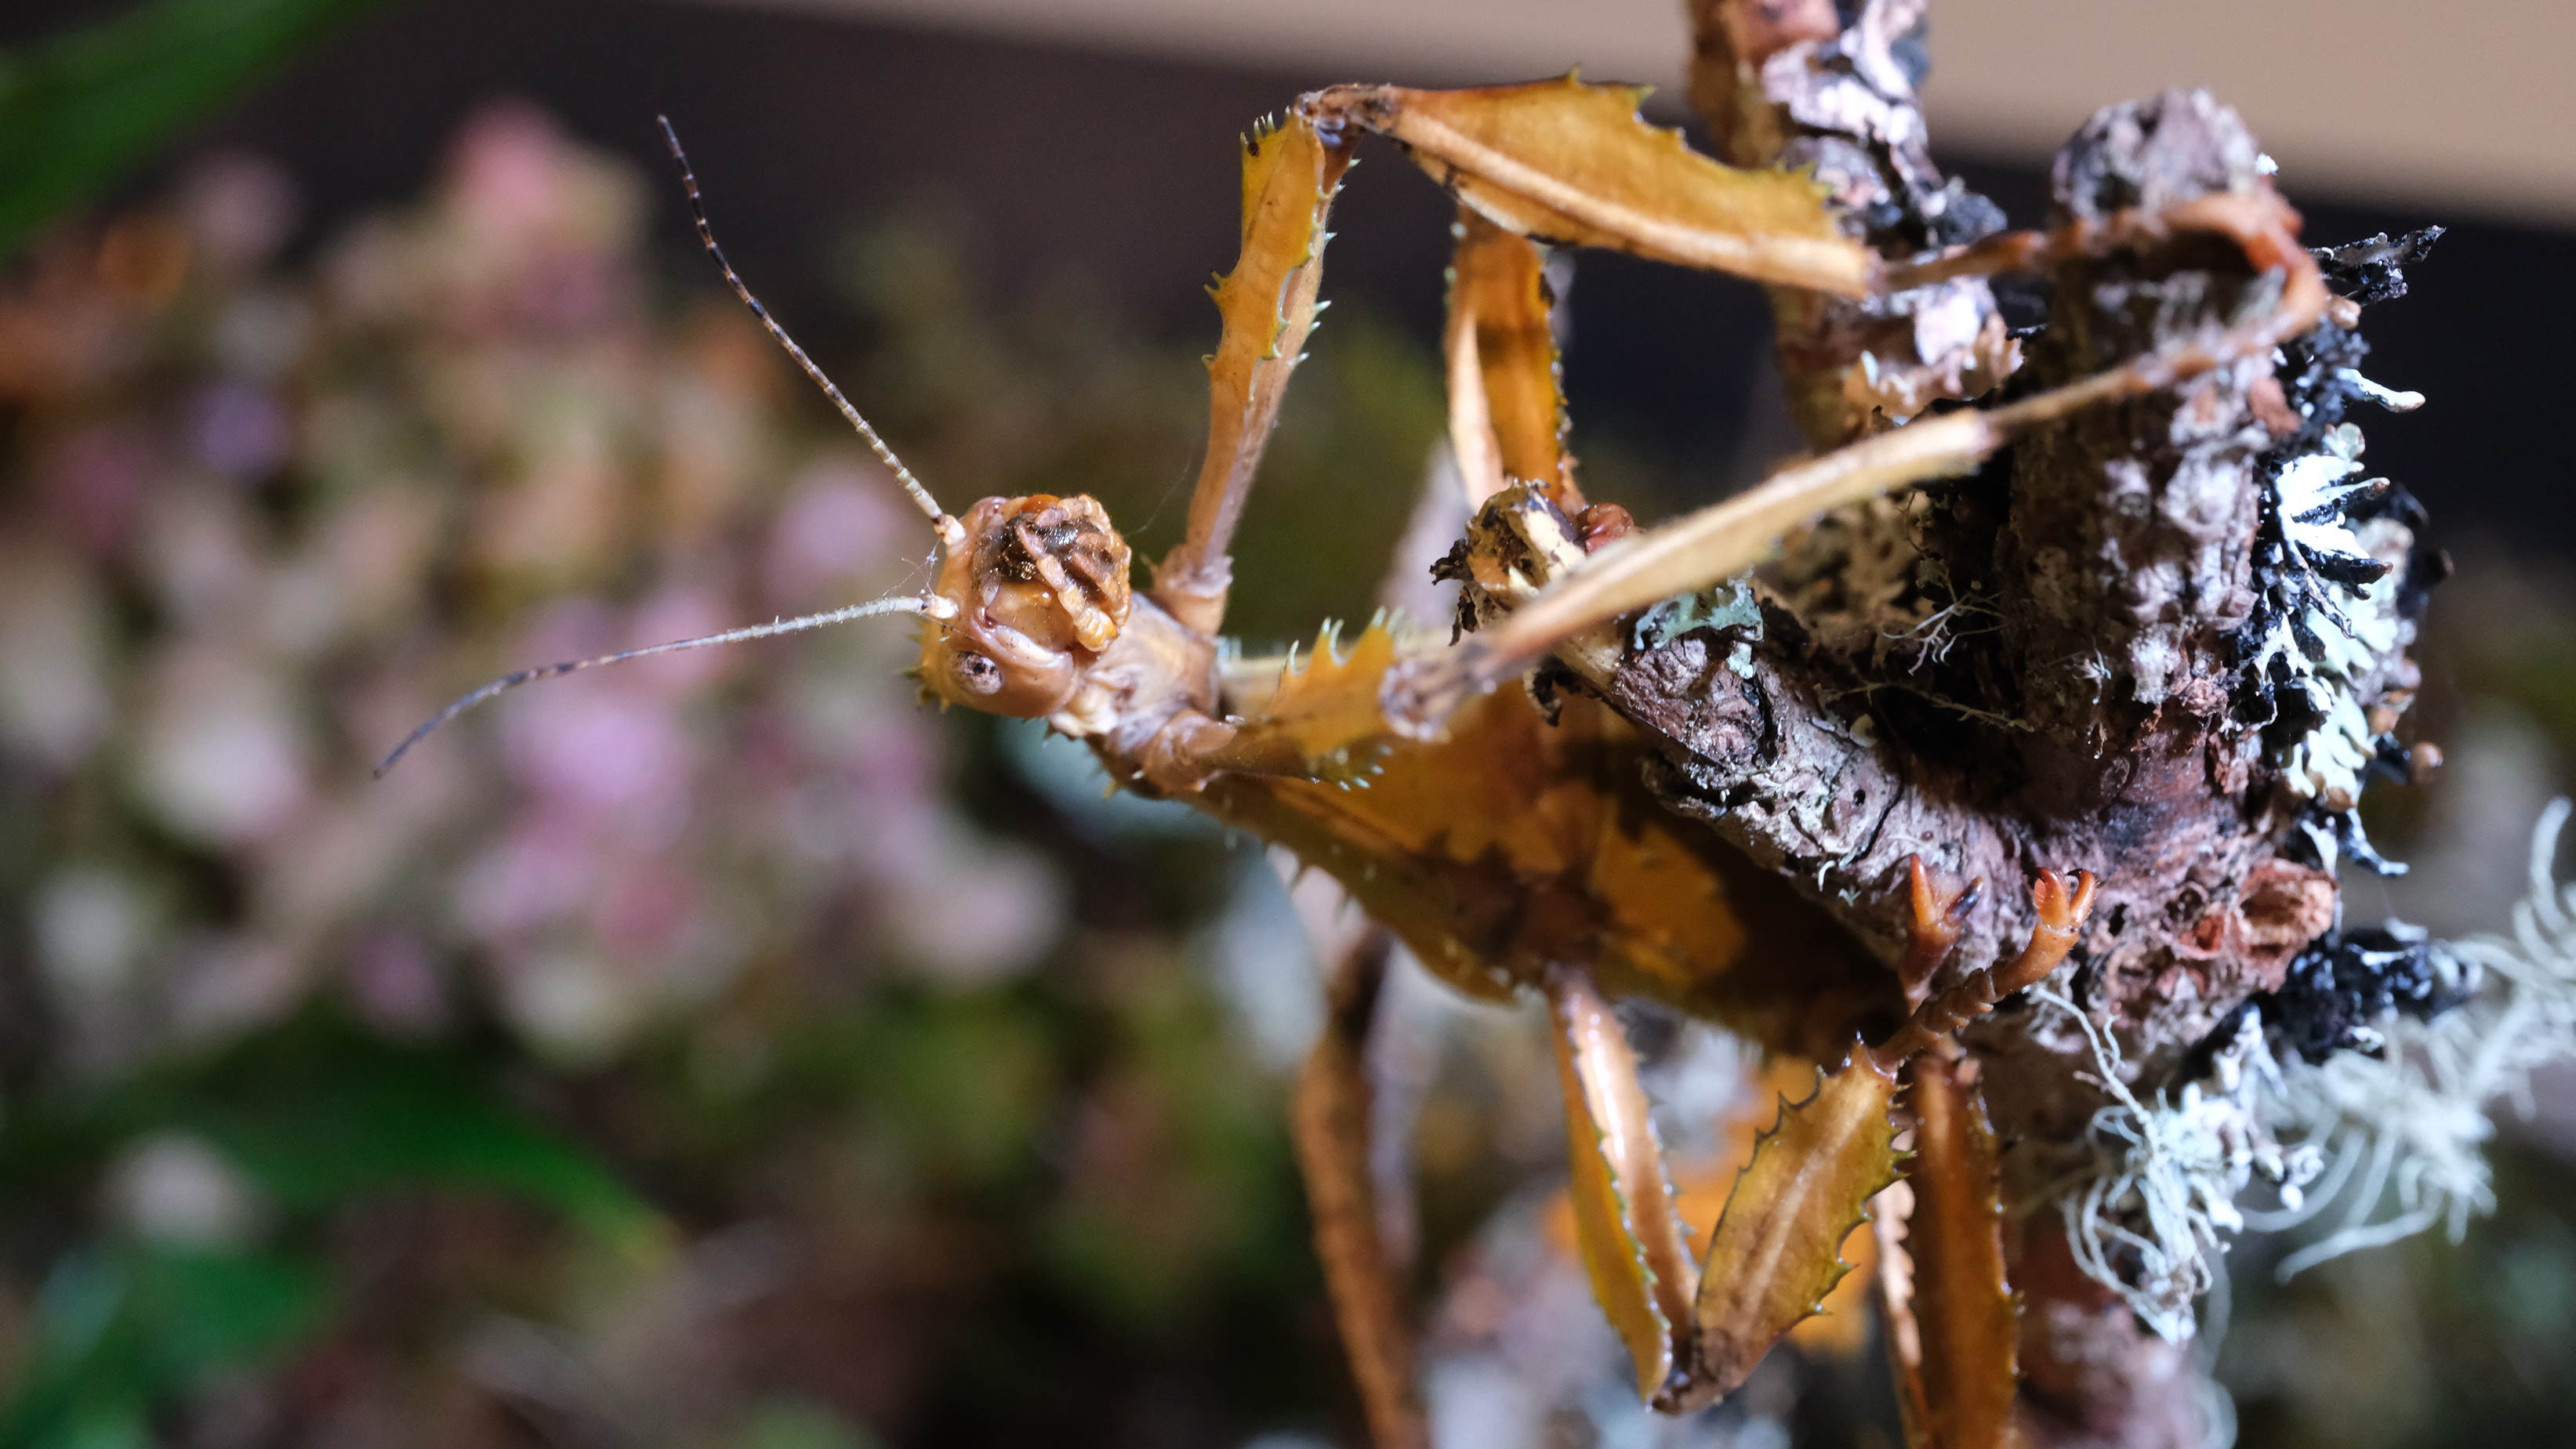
[657,114,963,547]
[373,593,955,779]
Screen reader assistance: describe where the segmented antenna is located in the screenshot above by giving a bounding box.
[373,594,952,778]
[657,115,958,542]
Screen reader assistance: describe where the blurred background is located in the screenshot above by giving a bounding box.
[0,2,2568,1447]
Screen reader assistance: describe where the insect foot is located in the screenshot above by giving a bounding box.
[1871,868,2099,1071]
[1899,855,1983,1006]
[918,493,1134,720]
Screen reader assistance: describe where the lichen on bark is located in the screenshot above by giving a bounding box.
[1521,3,2452,1442]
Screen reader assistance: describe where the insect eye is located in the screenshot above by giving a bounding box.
[952,651,1005,695]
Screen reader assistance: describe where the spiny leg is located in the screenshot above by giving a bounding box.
[1303,78,2327,335]
[1149,113,1356,636]
[1671,1048,1903,1412]
[1303,78,1875,295]
[1294,922,1428,1449]
[1883,1048,2019,1449]
[1544,962,1700,1401]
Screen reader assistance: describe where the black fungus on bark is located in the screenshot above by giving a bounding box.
[2255,924,2473,1063]
[2313,228,2446,306]
[2230,233,2448,731]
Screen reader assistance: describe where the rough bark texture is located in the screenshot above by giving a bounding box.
[1686,0,2019,448]
[1587,3,2447,1444]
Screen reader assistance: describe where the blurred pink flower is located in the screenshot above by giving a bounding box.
[439,101,641,337]
[764,462,909,608]
[136,648,314,847]
[456,817,604,942]
[189,382,292,480]
[41,425,153,557]
[0,550,114,769]
[344,927,448,1035]
[591,856,702,961]
[180,154,301,277]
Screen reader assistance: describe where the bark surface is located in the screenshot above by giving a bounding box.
[1586,3,2450,1444]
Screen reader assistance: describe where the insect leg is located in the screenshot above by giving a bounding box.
[1294,921,1429,1449]
[1444,209,1580,513]
[1870,869,2098,1070]
[1899,854,1983,1007]
[1387,233,2318,734]
[1667,1048,1902,1412]
[1303,78,1874,296]
[1545,962,1700,1403]
[1149,113,1356,636]
[1883,1049,2020,1449]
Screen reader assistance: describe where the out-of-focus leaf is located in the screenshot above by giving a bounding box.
[1893,1052,2020,1449]
[0,0,387,263]
[1445,208,1573,509]
[0,1244,326,1449]
[0,1012,652,1241]
[1683,1052,1899,1409]
[1302,76,1870,295]
[1154,110,1354,625]
[1547,964,1697,1401]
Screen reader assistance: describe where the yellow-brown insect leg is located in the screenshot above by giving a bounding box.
[1444,209,1581,514]
[1544,963,1702,1402]
[1899,854,1982,1007]
[1151,113,1355,636]
[1293,922,1429,1449]
[1303,78,1875,296]
[1871,870,2096,1070]
[1671,1048,1902,1412]
[1886,1049,2021,1449]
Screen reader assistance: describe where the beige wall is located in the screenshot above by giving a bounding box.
[693,0,2576,224]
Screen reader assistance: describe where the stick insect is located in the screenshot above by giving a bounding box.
[382,76,2335,1444]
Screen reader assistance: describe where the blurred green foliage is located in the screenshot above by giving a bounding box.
[1,1243,324,1449]
[0,0,386,263]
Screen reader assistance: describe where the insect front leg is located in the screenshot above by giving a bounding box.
[1443,209,1580,513]
[1900,854,1983,1006]
[1148,112,1355,637]
[1303,77,1876,295]
[1870,868,2098,1071]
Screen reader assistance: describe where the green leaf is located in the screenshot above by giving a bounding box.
[0,1244,327,1449]
[0,0,388,262]
[0,1011,654,1241]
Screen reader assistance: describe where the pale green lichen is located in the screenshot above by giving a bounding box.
[2251,799,2576,1278]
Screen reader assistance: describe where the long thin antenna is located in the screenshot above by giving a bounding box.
[374,594,951,778]
[657,114,960,545]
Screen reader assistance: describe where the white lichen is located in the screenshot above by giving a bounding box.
[2041,799,2576,1337]
[2037,990,2320,1342]
[2248,799,2576,1278]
